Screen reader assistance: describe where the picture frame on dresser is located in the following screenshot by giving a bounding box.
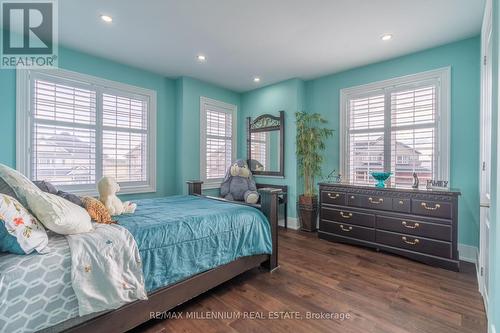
[318,182,461,271]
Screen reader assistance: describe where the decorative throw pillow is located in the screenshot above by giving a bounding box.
[56,190,84,207]
[0,194,49,254]
[33,180,58,194]
[0,163,41,207]
[81,196,115,224]
[34,180,84,207]
[24,189,93,235]
[0,164,91,235]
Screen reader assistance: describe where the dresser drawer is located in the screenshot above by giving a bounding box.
[392,198,410,213]
[321,190,346,206]
[348,194,393,211]
[376,230,452,259]
[376,216,451,241]
[321,207,375,228]
[320,220,375,242]
[411,199,452,219]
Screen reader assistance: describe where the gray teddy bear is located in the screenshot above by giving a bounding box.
[220,159,259,204]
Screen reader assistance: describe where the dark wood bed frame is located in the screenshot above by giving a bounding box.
[65,181,280,333]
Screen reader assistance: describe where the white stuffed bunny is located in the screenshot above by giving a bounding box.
[97,177,137,216]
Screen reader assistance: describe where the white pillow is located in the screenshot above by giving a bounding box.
[0,163,40,207]
[24,189,93,235]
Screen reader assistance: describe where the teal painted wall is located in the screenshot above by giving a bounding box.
[0,46,178,200]
[240,78,307,218]
[175,76,241,196]
[0,68,16,166]
[305,37,481,247]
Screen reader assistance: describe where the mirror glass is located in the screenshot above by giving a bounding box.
[249,130,280,173]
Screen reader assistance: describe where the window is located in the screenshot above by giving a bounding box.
[16,68,157,195]
[200,97,236,188]
[340,68,450,187]
[396,155,410,165]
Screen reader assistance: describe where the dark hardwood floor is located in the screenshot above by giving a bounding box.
[132,228,487,333]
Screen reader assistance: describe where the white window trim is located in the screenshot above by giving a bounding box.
[16,68,157,196]
[339,67,451,183]
[199,96,237,190]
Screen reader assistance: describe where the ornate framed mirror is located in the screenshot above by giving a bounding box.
[246,111,284,177]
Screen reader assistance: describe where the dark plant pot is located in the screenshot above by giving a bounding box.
[297,195,318,232]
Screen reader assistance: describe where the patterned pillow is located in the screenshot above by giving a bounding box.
[0,194,49,254]
[81,196,115,224]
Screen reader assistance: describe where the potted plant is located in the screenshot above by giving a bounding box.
[296,112,333,232]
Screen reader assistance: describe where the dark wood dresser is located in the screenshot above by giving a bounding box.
[318,182,461,271]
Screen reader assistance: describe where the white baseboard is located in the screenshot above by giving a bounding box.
[490,324,496,333]
[279,217,300,230]
[458,243,478,264]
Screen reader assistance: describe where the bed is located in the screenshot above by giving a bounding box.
[0,181,279,333]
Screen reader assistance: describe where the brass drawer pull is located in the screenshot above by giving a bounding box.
[339,211,352,218]
[421,202,441,211]
[402,221,420,229]
[368,197,384,204]
[402,236,420,245]
[340,224,352,232]
[327,193,340,199]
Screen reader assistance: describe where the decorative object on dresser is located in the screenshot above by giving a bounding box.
[412,172,419,189]
[370,171,392,188]
[426,179,449,189]
[318,182,460,271]
[296,112,334,232]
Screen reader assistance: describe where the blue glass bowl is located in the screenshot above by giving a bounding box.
[370,172,392,188]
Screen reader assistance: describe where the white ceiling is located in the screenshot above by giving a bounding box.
[59,0,485,92]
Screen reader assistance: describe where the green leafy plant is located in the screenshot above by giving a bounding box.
[296,112,333,198]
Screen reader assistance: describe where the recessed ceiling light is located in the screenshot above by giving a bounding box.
[197,54,206,62]
[100,15,113,23]
[253,77,261,83]
[381,34,393,41]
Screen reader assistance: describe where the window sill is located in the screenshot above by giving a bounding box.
[59,184,156,197]
[202,182,222,190]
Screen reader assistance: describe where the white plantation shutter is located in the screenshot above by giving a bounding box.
[102,93,148,183]
[390,85,437,187]
[200,97,236,186]
[21,69,156,194]
[32,78,97,185]
[341,69,449,188]
[347,94,385,185]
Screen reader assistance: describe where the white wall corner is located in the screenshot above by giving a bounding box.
[458,243,478,265]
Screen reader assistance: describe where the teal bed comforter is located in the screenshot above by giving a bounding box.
[0,195,272,333]
[116,195,272,292]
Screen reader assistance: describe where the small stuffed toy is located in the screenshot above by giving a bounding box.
[97,177,137,216]
[81,196,115,224]
[220,159,259,204]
